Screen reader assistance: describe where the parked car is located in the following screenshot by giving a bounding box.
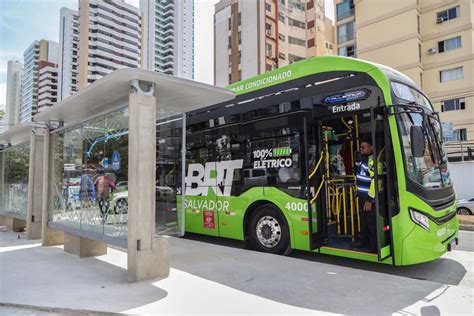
[457,198,474,215]
[109,190,128,214]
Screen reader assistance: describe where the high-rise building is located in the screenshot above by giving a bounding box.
[19,40,59,123]
[37,61,59,113]
[58,7,79,101]
[214,0,335,87]
[334,0,474,141]
[4,60,23,131]
[141,0,195,79]
[77,0,142,89]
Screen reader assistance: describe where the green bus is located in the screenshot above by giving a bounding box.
[182,56,458,266]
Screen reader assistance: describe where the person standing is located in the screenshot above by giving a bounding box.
[353,138,378,253]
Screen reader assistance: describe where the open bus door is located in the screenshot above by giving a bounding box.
[370,106,393,262]
[304,117,328,250]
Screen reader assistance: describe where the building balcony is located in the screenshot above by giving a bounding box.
[338,31,355,44]
[337,8,355,21]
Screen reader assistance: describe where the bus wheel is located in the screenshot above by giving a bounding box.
[248,204,291,255]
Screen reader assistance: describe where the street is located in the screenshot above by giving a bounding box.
[1,230,472,315]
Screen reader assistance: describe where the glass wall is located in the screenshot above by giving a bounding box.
[155,108,184,236]
[0,142,30,219]
[49,107,129,243]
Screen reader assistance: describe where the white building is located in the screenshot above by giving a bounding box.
[58,7,79,101]
[20,40,59,122]
[4,60,23,131]
[77,0,142,89]
[140,0,194,79]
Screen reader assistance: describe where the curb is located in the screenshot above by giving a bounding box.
[0,302,126,316]
[459,224,474,231]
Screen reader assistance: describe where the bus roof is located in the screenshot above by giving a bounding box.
[226,56,416,96]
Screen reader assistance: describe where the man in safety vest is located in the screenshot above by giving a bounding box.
[353,137,381,253]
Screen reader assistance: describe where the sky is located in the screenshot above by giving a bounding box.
[0,0,334,110]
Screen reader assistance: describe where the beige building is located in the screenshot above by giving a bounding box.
[77,0,142,89]
[215,0,335,86]
[335,0,474,142]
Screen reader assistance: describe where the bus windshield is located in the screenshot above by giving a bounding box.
[392,82,452,189]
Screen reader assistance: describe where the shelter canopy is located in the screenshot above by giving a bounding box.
[35,68,235,127]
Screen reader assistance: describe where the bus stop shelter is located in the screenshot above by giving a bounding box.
[0,124,45,239]
[34,68,234,281]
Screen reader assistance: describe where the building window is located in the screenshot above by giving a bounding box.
[288,17,305,29]
[288,54,304,63]
[336,0,354,21]
[441,98,465,112]
[266,63,272,71]
[228,17,231,30]
[307,20,315,29]
[437,6,460,23]
[337,21,355,44]
[278,33,285,41]
[418,44,421,62]
[228,36,231,49]
[266,23,272,35]
[417,15,420,34]
[266,3,271,12]
[279,52,286,60]
[458,128,467,141]
[440,67,463,82]
[229,73,232,83]
[278,14,285,23]
[438,36,461,53]
[266,43,273,57]
[338,44,356,57]
[238,32,241,45]
[238,12,241,26]
[307,0,314,10]
[289,36,306,47]
[307,38,315,48]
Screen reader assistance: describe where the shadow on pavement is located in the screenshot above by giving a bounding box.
[0,244,167,314]
[176,233,466,315]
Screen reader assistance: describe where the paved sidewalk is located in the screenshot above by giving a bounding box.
[0,230,473,315]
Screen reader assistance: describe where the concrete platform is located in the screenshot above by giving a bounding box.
[0,230,473,315]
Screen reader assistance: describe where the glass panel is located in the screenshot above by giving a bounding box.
[49,107,129,242]
[155,109,184,236]
[0,142,30,219]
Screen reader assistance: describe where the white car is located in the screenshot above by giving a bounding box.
[457,198,474,215]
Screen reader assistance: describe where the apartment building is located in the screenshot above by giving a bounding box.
[141,0,194,79]
[19,40,59,123]
[215,0,335,86]
[58,7,79,101]
[77,0,142,89]
[334,0,474,141]
[4,60,23,131]
[37,61,59,113]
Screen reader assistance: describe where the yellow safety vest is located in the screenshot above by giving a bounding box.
[367,154,384,199]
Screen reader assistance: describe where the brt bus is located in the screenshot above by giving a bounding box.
[181,56,458,266]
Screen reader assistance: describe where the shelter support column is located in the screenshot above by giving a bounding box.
[26,131,44,239]
[127,80,170,282]
[41,127,64,246]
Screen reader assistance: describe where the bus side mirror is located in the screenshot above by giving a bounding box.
[410,125,425,157]
[355,151,362,163]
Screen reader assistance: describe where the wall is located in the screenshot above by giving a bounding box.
[449,161,474,199]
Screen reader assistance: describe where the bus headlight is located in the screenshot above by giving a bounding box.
[409,209,430,232]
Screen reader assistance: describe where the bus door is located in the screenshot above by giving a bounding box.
[304,118,328,250]
[370,106,392,262]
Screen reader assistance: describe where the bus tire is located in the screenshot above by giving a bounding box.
[248,204,291,255]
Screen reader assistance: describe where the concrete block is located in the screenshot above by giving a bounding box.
[41,227,64,246]
[64,232,107,258]
[128,237,170,282]
[0,216,26,232]
[27,221,42,240]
